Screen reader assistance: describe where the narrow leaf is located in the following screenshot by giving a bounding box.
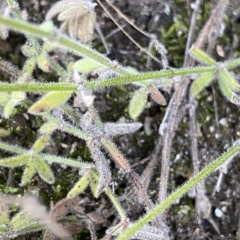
[149,85,167,105]
[88,141,111,194]
[39,121,58,134]
[22,58,37,74]
[190,71,215,97]
[0,154,30,168]
[74,58,101,73]
[89,170,100,198]
[21,160,36,186]
[34,157,55,184]
[3,92,26,118]
[3,100,16,118]
[218,73,240,106]
[21,44,37,58]
[13,221,45,236]
[0,92,11,104]
[190,46,216,65]
[218,72,233,100]
[28,91,72,114]
[102,138,131,172]
[104,122,142,136]
[67,171,90,198]
[218,67,240,91]
[37,53,51,72]
[11,211,33,230]
[129,87,148,119]
[32,135,50,153]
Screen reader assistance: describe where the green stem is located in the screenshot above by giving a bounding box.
[0,82,77,92]
[105,187,126,220]
[6,0,41,54]
[86,66,216,89]
[116,144,240,240]
[91,169,126,220]
[0,16,127,76]
[43,154,93,169]
[42,113,89,141]
[0,141,93,169]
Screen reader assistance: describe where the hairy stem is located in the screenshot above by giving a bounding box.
[0,15,127,76]
[117,143,240,240]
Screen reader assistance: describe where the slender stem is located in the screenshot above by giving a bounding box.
[116,144,240,240]
[0,141,93,169]
[43,154,93,169]
[105,187,127,220]
[42,113,89,141]
[90,169,126,220]
[6,0,41,54]
[86,66,215,89]
[0,82,77,92]
[0,16,127,76]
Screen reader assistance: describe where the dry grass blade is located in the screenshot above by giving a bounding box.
[149,85,167,106]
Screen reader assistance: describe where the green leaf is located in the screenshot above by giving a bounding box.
[32,135,50,153]
[218,72,240,105]
[88,141,111,194]
[190,47,216,65]
[218,67,240,91]
[11,211,33,230]
[21,44,37,58]
[21,160,36,186]
[129,87,148,119]
[89,170,100,198]
[34,156,55,184]
[39,121,58,134]
[28,91,73,114]
[0,92,11,104]
[0,154,30,168]
[43,42,57,52]
[67,171,90,198]
[37,53,51,72]
[190,71,215,97]
[13,221,45,236]
[218,68,240,105]
[3,92,26,118]
[22,58,37,74]
[3,100,16,118]
[74,58,102,73]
